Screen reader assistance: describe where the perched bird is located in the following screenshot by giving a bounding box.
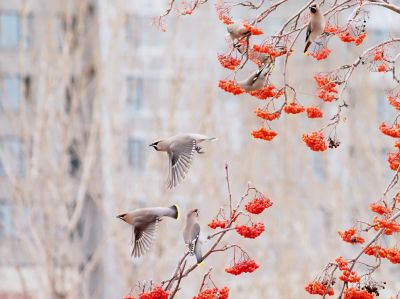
[117,205,180,258]
[149,134,217,189]
[183,209,203,265]
[227,22,250,43]
[304,3,325,53]
[238,66,272,92]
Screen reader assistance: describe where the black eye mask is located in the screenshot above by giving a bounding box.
[310,7,317,13]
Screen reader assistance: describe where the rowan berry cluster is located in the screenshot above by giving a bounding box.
[302,131,327,151]
[208,219,229,229]
[245,196,273,214]
[314,74,338,102]
[225,259,259,275]
[192,287,229,299]
[335,256,349,270]
[217,80,245,95]
[387,94,400,110]
[379,122,400,138]
[339,270,360,283]
[243,23,263,35]
[252,44,288,58]
[369,203,392,216]
[338,227,365,244]
[343,288,374,299]
[372,217,400,235]
[235,223,265,239]
[304,281,334,296]
[217,55,241,70]
[308,48,331,60]
[284,102,305,114]
[137,287,169,299]
[364,246,400,264]
[306,106,323,118]
[249,85,280,100]
[254,108,280,121]
[251,128,278,141]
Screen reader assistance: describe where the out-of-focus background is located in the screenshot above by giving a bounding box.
[0,0,399,298]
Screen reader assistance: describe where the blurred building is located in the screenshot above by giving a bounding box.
[0,1,399,299]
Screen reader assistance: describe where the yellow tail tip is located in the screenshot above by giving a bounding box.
[197,261,204,266]
[174,204,180,221]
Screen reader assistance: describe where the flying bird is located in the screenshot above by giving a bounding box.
[149,134,217,189]
[304,4,325,53]
[117,205,180,258]
[183,208,203,265]
[238,66,272,92]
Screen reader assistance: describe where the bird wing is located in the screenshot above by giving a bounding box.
[167,139,196,189]
[187,223,201,253]
[305,22,312,42]
[131,220,159,258]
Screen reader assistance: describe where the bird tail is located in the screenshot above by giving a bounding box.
[195,241,203,265]
[304,41,311,53]
[169,204,180,220]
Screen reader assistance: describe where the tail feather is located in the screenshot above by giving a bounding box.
[304,41,311,53]
[169,204,180,220]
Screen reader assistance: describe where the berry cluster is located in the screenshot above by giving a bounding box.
[243,23,263,35]
[338,31,367,46]
[218,80,245,95]
[217,54,241,70]
[306,106,323,118]
[192,287,229,299]
[335,256,349,270]
[138,287,169,299]
[208,219,229,229]
[235,223,265,239]
[372,217,400,235]
[304,281,334,296]
[338,227,365,244]
[308,48,331,60]
[339,270,360,283]
[248,85,280,100]
[343,288,374,299]
[254,108,280,121]
[252,44,288,58]
[314,74,338,102]
[245,196,273,214]
[251,128,278,141]
[369,203,391,216]
[284,102,305,114]
[364,246,400,264]
[387,95,400,110]
[387,148,400,171]
[302,131,327,152]
[379,122,400,138]
[225,259,259,275]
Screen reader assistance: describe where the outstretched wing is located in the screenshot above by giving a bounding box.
[131,221,159,258]
[167,139,196,189]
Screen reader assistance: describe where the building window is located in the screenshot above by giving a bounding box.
[0,200,11,238]
[126,76,143,110]
[0,11,20,49]
[128,138,145,171]
[0,137,24,177]
[0,75,20,111]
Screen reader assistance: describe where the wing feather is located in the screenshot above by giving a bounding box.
[131,221,159,258]
[167,140,197,189]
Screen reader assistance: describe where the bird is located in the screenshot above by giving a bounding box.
[238,65,272,92]
[149,134,217,189]
[117,205,180,258]
[304,4,326,53]
[183,208,203,265]
[227,22,250,43]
